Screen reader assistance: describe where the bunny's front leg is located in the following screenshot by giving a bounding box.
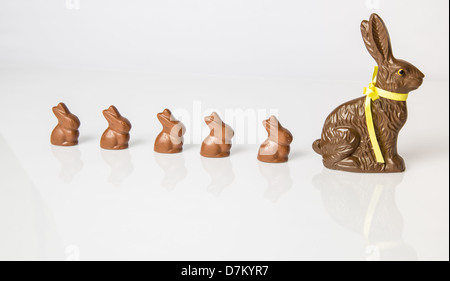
[379,134,405,172]
[384,154,405,173]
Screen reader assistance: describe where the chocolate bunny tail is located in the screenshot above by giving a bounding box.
[313,139,322,155]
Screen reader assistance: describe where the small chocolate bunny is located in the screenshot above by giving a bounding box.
[100,106,132,150]
[313,14,424,173]
[201,112,234,158]
[51,102,80,146]
[258,116,293,163]
[154,108,186,153]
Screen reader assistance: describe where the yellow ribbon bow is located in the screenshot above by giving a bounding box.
[363,66,409,164]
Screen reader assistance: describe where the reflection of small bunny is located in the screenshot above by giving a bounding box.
[258,161,292,203]
[258,116,293,163]
[155,153,187,191]
[201,157,235,196]
[154,108,186,154]
[101,149,134,186]
[313,14,424,173]
[51,103,80,146]
[51,146,83,183]
[100,106,132,150]
[201,112,234,158]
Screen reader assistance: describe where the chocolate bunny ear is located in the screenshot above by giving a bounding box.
[361,14,394,64]
[52,102,71,120]
[158,108,180,126]
[264,116,281,129]
[53,102,69,114]
[162,108,172,117]
[204,112,222,125]
[157,108,173,127]
[103,105,121,122]
[268,116,280,126]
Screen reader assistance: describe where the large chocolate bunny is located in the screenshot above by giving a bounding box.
[154,108,186,154]
[51,102,80,146]
[201,112,234,158]
[100,106,132,150]
[313,14,424,173]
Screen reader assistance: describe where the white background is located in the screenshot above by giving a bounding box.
[0,0,448,80]
[0,0,448,261]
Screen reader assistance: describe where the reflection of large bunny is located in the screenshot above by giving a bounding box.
[154,108,186,154]
[51,103,80,146]
[313,171,417,261]
[100,106,132,150]
[313,14,424,173]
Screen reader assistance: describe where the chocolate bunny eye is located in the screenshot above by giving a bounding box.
[397,69,406,76]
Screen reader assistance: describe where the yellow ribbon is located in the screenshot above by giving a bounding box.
[363,67,409,163]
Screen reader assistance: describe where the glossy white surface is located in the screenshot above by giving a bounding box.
[0,66,448,261]
[1,0,448,261]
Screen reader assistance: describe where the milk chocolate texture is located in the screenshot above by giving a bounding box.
[154,108,186,154]
[200,112,235,158]
[100,105,132,150]
[313,13,424,173]
[51,102,80,146]
[258,116,293,163]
